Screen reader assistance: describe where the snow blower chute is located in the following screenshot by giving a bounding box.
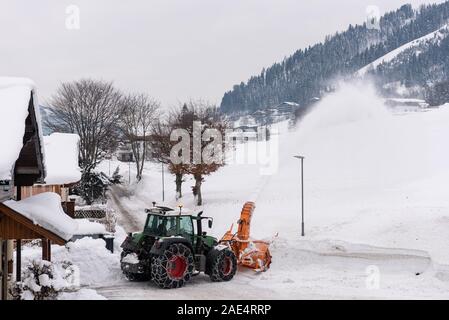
[220,202,273,272]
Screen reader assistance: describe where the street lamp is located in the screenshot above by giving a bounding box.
[294,155,305,237]
[161,163,165,202]
[128,160,131,185]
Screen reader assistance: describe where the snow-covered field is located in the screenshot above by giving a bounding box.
[30,82,449,300]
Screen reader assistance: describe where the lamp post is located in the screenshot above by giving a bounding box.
[294,155,305,237]
[128,160,131,185]
[161,163,165,202]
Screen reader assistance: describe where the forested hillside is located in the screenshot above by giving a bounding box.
[220,2,449,114]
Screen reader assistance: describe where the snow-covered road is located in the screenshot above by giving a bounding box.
[108,185,142,232]
[93,239,449,300]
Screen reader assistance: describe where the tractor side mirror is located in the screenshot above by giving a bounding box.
[208,219,213,229]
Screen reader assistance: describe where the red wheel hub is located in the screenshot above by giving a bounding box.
[167,256,187,279]
[222,257,233,276]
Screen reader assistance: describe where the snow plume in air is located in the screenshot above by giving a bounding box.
[293,80,434,189]
[298,81,390,135]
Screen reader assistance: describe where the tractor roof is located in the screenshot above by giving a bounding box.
[145,206,193,217]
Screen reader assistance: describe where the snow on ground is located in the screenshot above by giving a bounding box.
[58,289,106,300]
[94,239,449,300]
[92,82,449,299]
[20,226,128,299]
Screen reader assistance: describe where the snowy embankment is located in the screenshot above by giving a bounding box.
[20,227,128,300]
[96,81,449,299]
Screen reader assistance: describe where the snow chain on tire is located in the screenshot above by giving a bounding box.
[151,243,195,289]
[208,248,238,282]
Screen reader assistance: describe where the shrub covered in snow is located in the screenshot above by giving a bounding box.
[10,260,79,300]
[72,170,110,205]
[111,166,123,185]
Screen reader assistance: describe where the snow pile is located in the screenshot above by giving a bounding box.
[121,252,139,264]
[4,192,108,240]
[44,133,81,185]
[0,77,44,180]
[63,238,124,286]
[22,236,125,288]
[5,193,77,240]
[75,219,107,236]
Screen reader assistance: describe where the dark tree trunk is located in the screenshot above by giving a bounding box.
[175,173,183,200]
[193,174,203,206]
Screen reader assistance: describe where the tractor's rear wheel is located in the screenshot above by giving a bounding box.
[208,248,238,282]
[151,243,195,289]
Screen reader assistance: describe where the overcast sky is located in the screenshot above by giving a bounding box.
[0,0,444,107]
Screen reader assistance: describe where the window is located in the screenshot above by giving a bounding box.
[179,216,193,235]
[146,215,193,238]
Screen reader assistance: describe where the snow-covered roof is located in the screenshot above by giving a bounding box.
[280,102,300,106]
[4,192,77,240]
[4,192,107,241]
[0,77,45,181]
[44,133,81,185]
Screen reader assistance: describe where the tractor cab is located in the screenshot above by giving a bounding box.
[143,206,216,250]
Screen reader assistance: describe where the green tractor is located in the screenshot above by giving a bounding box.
[120,205,238,289]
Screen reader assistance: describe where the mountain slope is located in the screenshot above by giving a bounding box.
[366,24,449,93]
[357,23,449,77]
[220,2,449,114]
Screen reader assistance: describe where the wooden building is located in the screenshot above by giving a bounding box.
[20,133,82,217]
[0,78,48,300]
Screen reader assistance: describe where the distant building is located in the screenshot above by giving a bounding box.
[385,98,430,113]
[273,102,300,114]
[228,126,258,142]
[116,143,134,162]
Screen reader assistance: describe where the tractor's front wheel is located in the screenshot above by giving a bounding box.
[208,248,238,282]
[151,243,195,289]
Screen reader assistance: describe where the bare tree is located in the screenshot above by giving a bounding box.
[46,79,123,171]
[188,103,229,206]
[169,101,229,206]
[120,93,160,182]
[150,114,189,199]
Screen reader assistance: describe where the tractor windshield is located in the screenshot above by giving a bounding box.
[145,215,194,239]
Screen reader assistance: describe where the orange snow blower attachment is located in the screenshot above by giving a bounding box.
[220,202,272,272]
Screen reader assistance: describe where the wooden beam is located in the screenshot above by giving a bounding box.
[16,240,21,282]
[15,167,41,175]
[0,203,66,245]
[1,240,8,300]
[42,239,49,261]
[47,239,51,262]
